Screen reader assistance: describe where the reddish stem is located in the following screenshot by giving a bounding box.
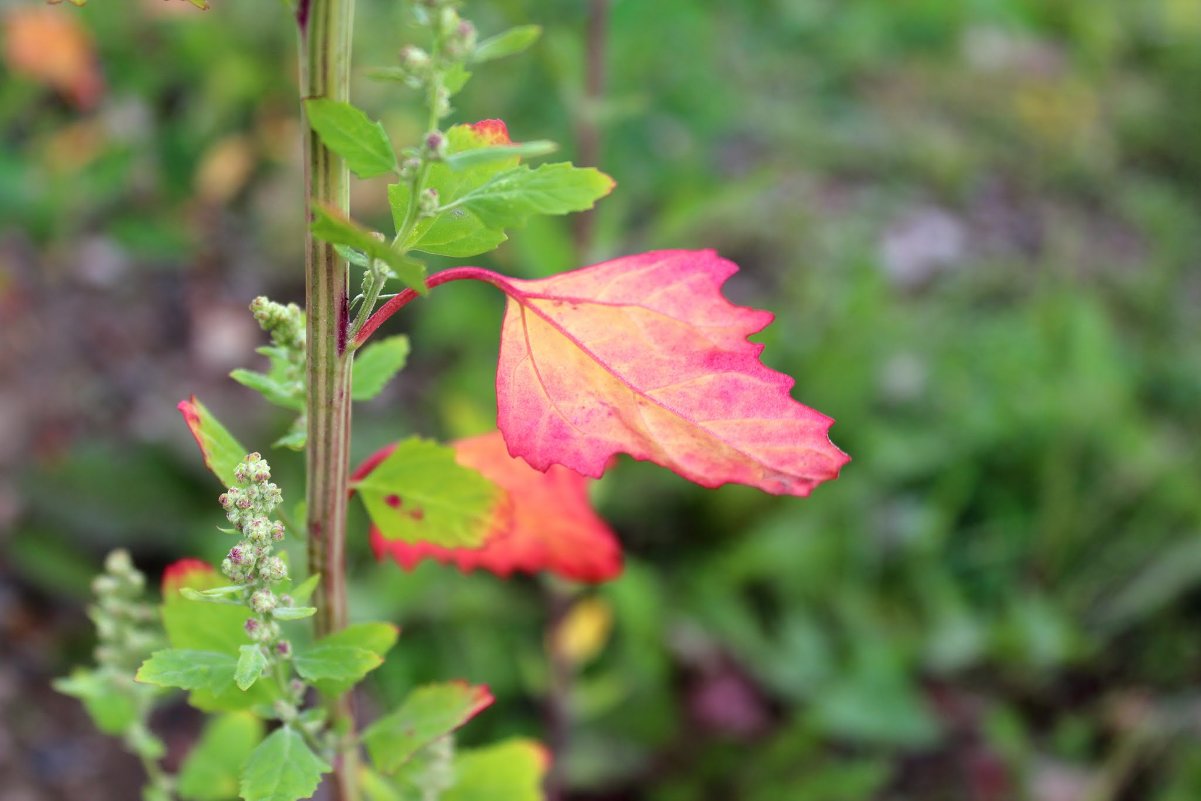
[353,266,512,348]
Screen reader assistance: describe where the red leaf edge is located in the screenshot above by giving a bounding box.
[161,558,215,596]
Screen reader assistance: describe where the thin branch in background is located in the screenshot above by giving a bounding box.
[572,0,609,261]
[544,581,574,801]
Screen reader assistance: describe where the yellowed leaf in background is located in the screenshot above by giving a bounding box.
[3,8,103,109]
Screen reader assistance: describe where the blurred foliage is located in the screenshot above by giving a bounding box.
[3,0,1201,799]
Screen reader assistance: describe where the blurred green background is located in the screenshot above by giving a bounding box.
[3,0,1201,799]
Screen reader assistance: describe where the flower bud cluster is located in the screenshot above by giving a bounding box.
[216,452,302,691]
[443,18,476,60]
[218,453,287,585]
[397,0,476,120]
[249,296,305,352]
[243,616,281,644]
[395,45,432,90]
[89,550,162,673]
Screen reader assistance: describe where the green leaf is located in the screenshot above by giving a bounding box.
[316,621,399,656]
[398,125,612,258]
[448,163,615,228]
[235,645,268,691]
[444,738,549,801]
[136,649,238,695]
[352,335,410,401]
[443,63,473,94]
[353,438,504,548]
[288,574,321,604]
[240,727,330,801]
[272,605,317,620]
[161,578,279,713]
[163,579,253,654]
[311,205,427,292]
[305,622,398,697]
[359,768,404,801]
[390,182,507,257]
[230,369,305,412]
[194,584,246,597]
[274,416,308,451]
[389,125,521,258]
[365,66,410,83]
[362,682,493,774]
[305,99,398,179]
[443,140,557,170]
[177,713,264,801]
[471,25,542,63]
[293,644,381,683]
[54,669,139,734]
[178,397,247,488]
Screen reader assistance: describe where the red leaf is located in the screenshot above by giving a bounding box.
[469,118,511,145]
[161,558,215,596]
[489,250,849,495]
[357,432,621,582]
[177,395,246,487]
[355,250,848,495]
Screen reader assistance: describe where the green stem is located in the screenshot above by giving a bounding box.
[390,38,443,252]
[298,0,358,799]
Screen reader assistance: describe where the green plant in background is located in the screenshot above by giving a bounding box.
[54,0,849,799]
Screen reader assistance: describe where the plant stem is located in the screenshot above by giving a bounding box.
[298,0,358,799]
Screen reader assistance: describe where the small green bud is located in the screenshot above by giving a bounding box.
[260,557,288,583]
[104,549,134,576]
[273,700,298,723]
[92,575,119,596]
[398,157,422,181]
[234,453,270,485]
[399,45,430,71]
[433,85,451,119]
[250,590,277,614]
[423,131,447,161]
[438,7,460,36]
[418,188,440,218]
[244,516,272,545]
[275,640,292,659]
[445,19,476,59]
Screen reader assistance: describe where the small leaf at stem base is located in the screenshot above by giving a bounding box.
[365,431,621,582]
[239,727,330,801]
[362,682,493,774]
